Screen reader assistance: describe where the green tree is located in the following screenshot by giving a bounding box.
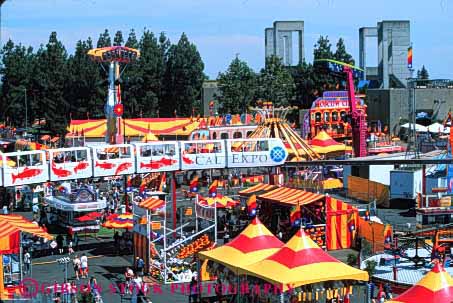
[113,30,124,46]
[417,65,429,80]
[292,61,317,108]
[32,32,69,135]
[334,38,354,65]
[313,35,333,61]
[162,33,204,117]
[125,29,139,48]
[66,38,104,120]
[0,40,35,127]
[256,55,295,107]
[216,56,256,114]
[97,29,112,48]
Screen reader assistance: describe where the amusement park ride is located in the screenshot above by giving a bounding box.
[315,59,368,158]
[87,46,140,144]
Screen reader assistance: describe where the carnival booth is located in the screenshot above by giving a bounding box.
[0,215,52,300]
[133,196,166,275]
[237,229,368,302]
[387,263,453,303]
[45,182,106,234]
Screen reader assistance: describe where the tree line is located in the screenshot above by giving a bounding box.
[0,29,205,135]
[0,30,356,136]
[216,36,356,114]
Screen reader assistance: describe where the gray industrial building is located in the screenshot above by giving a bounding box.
[265,21,304,66]
[359,21,411,88]
[367,86,453,133]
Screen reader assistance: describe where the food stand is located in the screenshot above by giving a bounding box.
[44,183,106,234]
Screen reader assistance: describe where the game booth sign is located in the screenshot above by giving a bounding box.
[0,215,52,300]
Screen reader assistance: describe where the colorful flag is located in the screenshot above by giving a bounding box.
[190,175,199,192]
[290,204,301,226]
[246,195,257,216]
[139,179,147,194]
[208,180,218,197]
[407,46,413,68]
[159,173,167,192]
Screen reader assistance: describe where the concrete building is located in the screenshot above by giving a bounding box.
[201,80,220,116]
[359,20,411,88]
[265,21,304,66]
[367,86,453,133]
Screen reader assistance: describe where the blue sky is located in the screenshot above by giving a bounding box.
[2,0,453,79]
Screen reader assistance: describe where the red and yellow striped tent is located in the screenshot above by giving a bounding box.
[258,187,324,206]
[0,215,52,240]
[309,130,352,155]
[388,263,453,303]
[0,215,52,300]
[139,197,165,211]
[68,117,200,138]
[238,183,277,198]
[237,229,368,290]
[198,217,283,272]
[325,196,358,250]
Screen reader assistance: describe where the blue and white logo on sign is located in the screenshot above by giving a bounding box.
[270,146,286,163]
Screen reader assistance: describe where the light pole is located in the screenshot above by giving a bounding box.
[24,88,28,130]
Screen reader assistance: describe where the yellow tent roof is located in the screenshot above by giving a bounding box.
[198,217,283,272]
[237,229,368,290]
[310,130,352,154]
[141,132,159,142]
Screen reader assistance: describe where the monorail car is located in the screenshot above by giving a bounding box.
[0,138,288,186]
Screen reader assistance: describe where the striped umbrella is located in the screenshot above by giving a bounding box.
[387,263,453,303]
[237,229,368,290]
[198,217,283,272]
[102,213,133,230]
[0,215,52,240]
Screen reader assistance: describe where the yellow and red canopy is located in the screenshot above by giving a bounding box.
[238,183,277,197]
[139,197,165,211]
[198,217,283,272]
[258,187,324,206]
[237,229,368,290]
[68,118,200,138]
[309,130,352,154]
[102,213,133,229]
[0,215,52,240]
[388,263,453,303]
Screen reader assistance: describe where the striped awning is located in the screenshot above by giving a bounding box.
[387,263,453,303]
[102,213,133,229]
[199,217,283,272]
[237,229,368,290]
[258,187,324,206]
[50,136,60,143]
[0,215,52,240]
[238,183,277,197]
[40,135,51,141]
[139,197,165,211]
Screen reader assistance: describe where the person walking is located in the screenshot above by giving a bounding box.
[23,250,31,274]
[80,253,88,278]
[73,255,81,280]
